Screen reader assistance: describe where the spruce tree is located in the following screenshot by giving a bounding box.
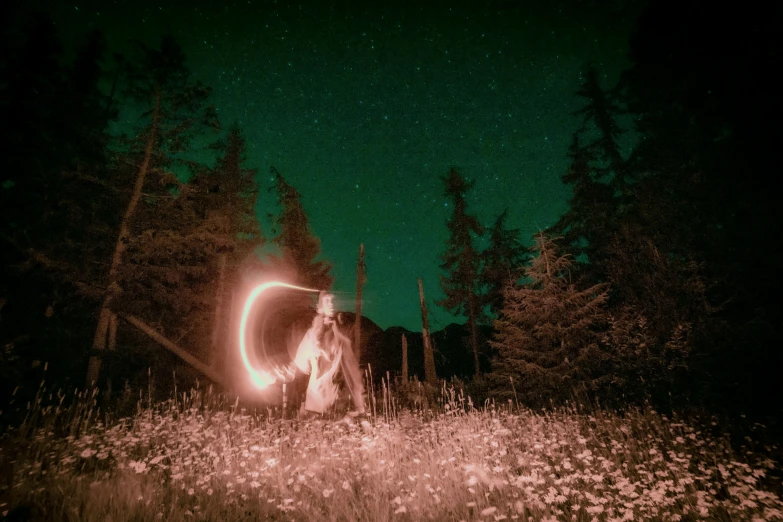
[267,166,332,289]
[61,29,114,166]
[0,16,118,395]
[489,233,609,406]
[437,167,484,377]
[119,125,262,364]
[87,34,219,383]
[0,11,64,179]
[575,65,628,191]
[550,135,615,270]
[190,124,261,261]
[549,66,627,275]
[189,125,263,365]
[479,209,528,321]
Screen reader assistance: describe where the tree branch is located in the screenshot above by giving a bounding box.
[0,233,105,300]
[61,171,120,193]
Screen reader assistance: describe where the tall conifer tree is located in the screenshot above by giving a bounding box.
[489,234,609,406]
[0,16,117,393]
[479,209,528,321]
[87,34,219,383]
[438,168,484,377]
[549,66,627,276]
[268,167,332,290]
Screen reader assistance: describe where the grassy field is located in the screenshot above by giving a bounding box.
[1,383,782,522]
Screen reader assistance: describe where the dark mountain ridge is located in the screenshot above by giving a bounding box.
[346,314,493,382]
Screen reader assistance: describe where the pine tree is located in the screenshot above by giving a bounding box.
[550,135,615,270]
[0,16,119,396]
[1,18,114,269]
[267,166,332,289]
[601,223,705,405]
[479,209,528,321]
[61,29,114,166]
[0,11,65,179]
[549,66,627,275]
[614,0,782,414]
[190,124,263,365]
[118,125,262,364]
[575,65,628,192]
[191,124,261,261]
[87,34,219,383]
[437,167,484,377]
[488,233,609,406]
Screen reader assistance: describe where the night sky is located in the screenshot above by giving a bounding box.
[48,0,638,331]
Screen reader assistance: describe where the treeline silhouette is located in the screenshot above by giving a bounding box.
[0,8,331,413]
[432,1,781,421]
[0,2,780,427]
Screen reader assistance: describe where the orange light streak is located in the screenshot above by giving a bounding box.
[239,281,318,389]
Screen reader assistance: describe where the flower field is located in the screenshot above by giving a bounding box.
[1,386,781,521]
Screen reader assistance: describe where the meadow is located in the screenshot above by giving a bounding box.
[1,381,782,522]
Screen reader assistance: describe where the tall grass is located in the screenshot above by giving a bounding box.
[1,377,781,521]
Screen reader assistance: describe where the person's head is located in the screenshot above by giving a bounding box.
[317,291,335,318]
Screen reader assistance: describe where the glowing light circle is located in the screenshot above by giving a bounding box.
[239,281,319,389]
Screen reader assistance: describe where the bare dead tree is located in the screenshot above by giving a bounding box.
[418,278,437,384]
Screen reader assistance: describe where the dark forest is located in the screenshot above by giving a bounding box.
[1,1,782,520]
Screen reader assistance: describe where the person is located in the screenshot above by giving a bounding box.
[292,291,366,417]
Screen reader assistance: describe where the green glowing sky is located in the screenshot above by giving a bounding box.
[49,0,637,330]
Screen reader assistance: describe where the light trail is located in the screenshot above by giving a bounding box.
[239,281,319,389]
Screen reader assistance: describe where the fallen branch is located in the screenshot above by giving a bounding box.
[119,313,227,389]
[0,232,104,301]
[61,171,121,193]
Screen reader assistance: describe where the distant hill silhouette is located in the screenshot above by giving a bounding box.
[335,312,384,359]
[357,317,493,383]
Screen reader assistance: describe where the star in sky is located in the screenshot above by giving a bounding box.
[52,0,637,330]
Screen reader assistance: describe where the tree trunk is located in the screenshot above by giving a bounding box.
[401,333,408,383]
[468,290,480,377]
[353,243,365,362]
[216,289,238,389]
[86,90,160,385]
[210,254,227,368]
[108,312,117,351]
[418,278,437,384]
